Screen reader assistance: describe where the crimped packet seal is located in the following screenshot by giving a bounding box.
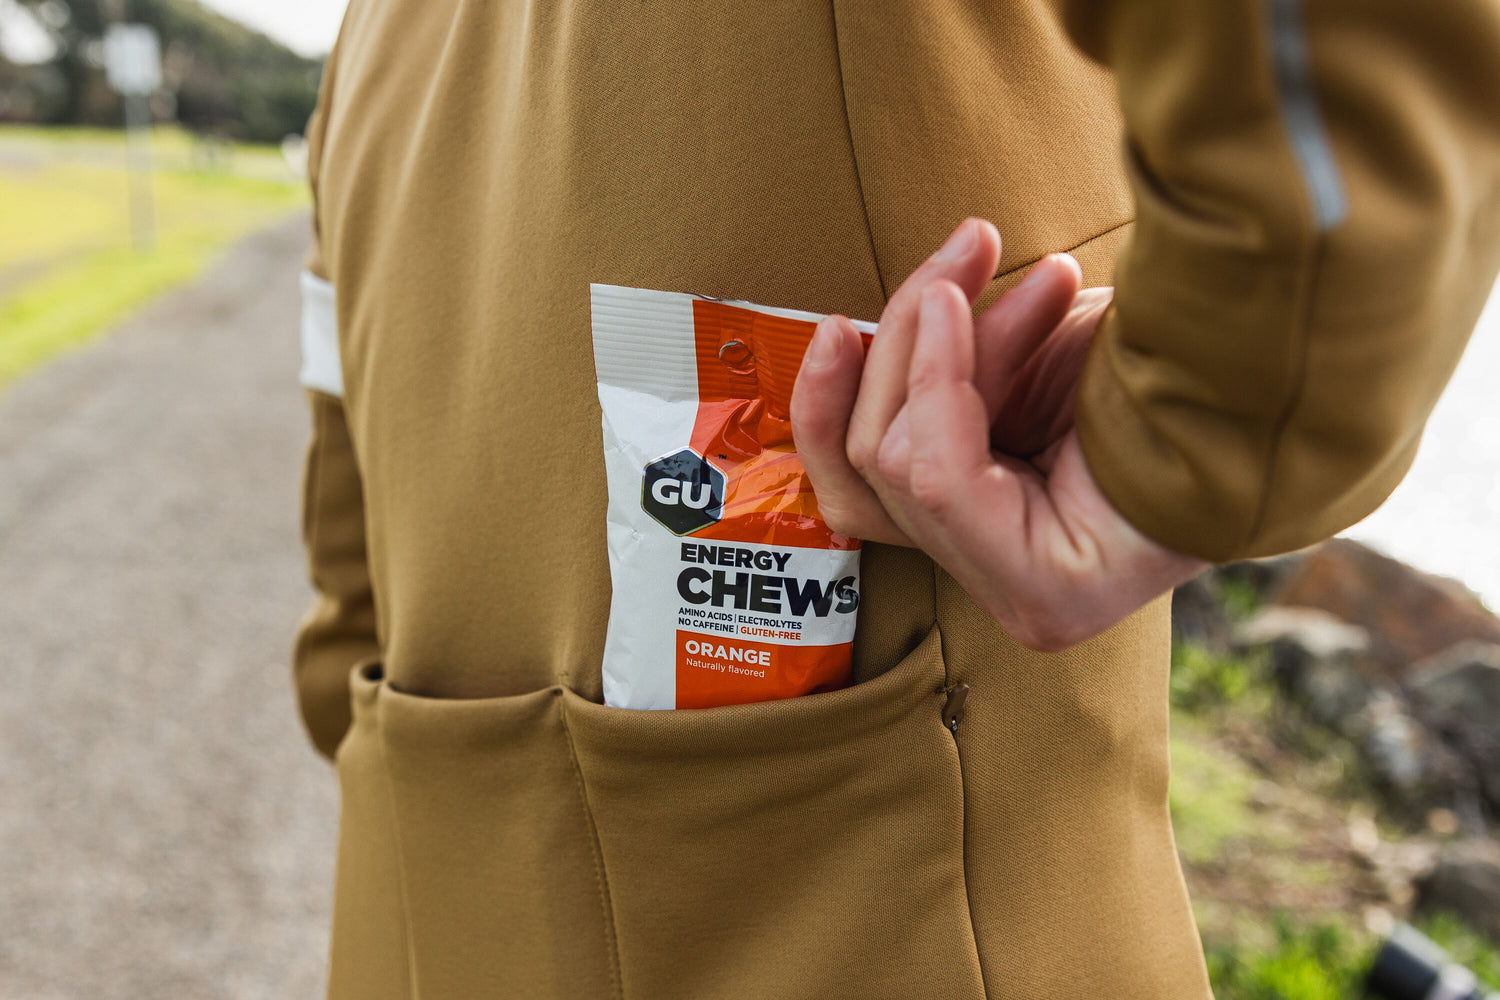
[590,285,875,710]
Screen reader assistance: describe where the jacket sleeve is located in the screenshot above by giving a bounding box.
[291,80,379,761]
[1062,0,1500,563]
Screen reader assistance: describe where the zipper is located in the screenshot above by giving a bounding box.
[942,682,969,735]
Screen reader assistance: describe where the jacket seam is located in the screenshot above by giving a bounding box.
[951,736,991,999]
[1245,239,1326,548]
[934,618,991,998]
[992,217,1133,284]
[556,695,626,1000]
[828,0,890,303]
[372,689,421,1000]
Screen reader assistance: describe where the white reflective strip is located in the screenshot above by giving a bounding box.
[1265,0,1348,231]
[299,271,343,398]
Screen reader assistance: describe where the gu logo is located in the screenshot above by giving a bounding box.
[641,448,726,535]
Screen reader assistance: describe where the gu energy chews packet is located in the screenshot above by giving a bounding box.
[590,284,876,710]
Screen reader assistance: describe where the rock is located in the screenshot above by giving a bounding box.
[1269,539,1500,680]
[1360,692,1442,798]
[1415,840,1500,941]
[1236,608,1471,813]
[1348,812,1438,907]
[1238,606,1372,661]
[1236,607,1375,727]
[1350,693,1473,815]
[1409,642,1500,812]
[1172,555,1308,652]
[1409,641,1500,725]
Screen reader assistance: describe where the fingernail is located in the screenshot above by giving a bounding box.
[1032,252,1077,280]
[934,220,975,262]
[1019,253,1059,287]
[1050,252,1080,276]
[805,318,842,369]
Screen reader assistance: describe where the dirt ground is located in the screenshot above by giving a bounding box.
[0,218,337,1000]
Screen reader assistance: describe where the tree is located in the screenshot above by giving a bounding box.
[13,0,321,141]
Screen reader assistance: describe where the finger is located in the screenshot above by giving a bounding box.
[791,315,912,545]
[846,218,1001,473]
[903,281,999,520]
[874,406,912,493]
[991,287,1113,457]
[972,253,1082,424]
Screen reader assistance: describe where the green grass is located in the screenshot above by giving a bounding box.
[1201,913,1500,1000]
[1165,640,1500,999]
[1170,722,1260,866]
[1204,916,1376,1000]
[0,124,307,385]
[1170,641,1271,714]
[1219,576,1265,622]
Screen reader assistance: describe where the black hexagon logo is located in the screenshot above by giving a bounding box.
[641,448,726,535]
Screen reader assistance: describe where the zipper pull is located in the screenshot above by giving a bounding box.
[942,683,969,734]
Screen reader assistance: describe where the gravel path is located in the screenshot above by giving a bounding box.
[0,218,337,1000]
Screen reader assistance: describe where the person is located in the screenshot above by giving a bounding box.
[291,1,1500,997]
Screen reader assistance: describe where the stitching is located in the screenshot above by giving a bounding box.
[829,0,889,303]
[952,733,991,998]
[935,618,991,998]
[1246,239,1326,547]
[370,679,421,999]
[991,217,1134,283]
[556,695,626,1000]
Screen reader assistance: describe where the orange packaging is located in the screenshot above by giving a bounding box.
[590,284,875,709]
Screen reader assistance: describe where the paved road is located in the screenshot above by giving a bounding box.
[0,218,337,1000]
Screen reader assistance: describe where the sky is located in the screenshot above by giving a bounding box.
[1342,293,1500,611]
[198,0,349,57]
[0,0,349,61]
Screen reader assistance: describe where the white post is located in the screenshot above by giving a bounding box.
[104,24,162,252]
[122,92,155,250]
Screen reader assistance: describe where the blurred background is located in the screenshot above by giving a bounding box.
[0,2,1497,998]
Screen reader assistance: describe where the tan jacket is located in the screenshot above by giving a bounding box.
[293,1,1500,997]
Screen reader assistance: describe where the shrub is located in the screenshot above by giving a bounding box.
[1171,643,1267,713]
[1203,916,1374,1000]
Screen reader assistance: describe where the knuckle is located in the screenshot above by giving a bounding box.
[816,496,873,540]
[846,434,880,479]
[907,459,950,514]
[820,507,857,538]
[874,438,906,488]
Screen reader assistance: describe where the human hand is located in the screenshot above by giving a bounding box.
[791,219,1209,651]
